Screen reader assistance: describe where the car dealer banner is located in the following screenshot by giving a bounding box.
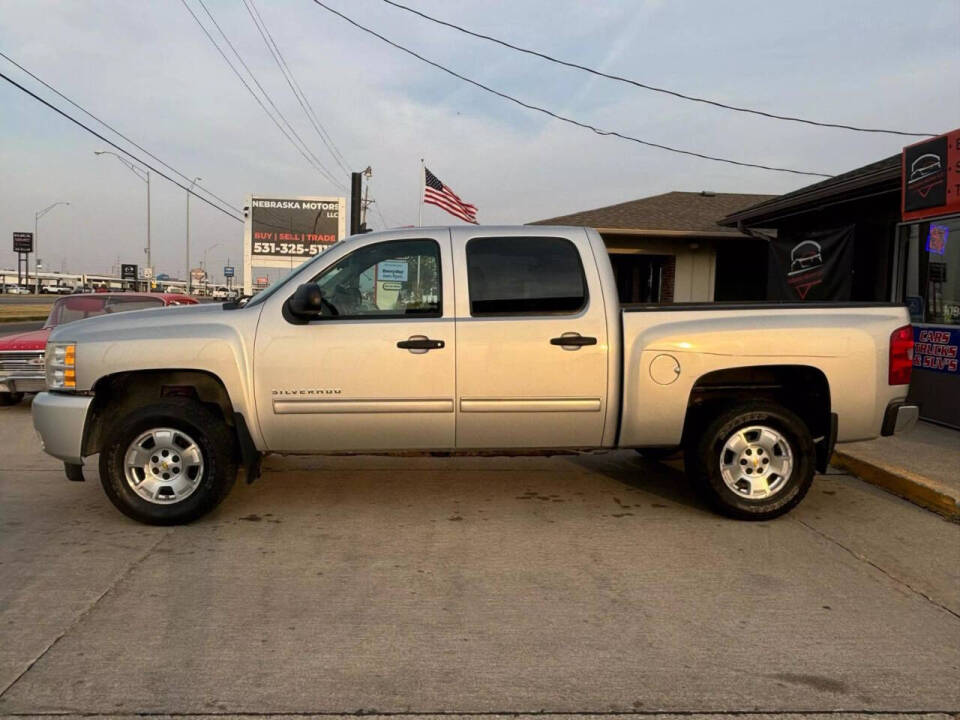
[767,224,855,302]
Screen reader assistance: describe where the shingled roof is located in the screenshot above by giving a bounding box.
[720,154,901,227]
[530,191,775,236]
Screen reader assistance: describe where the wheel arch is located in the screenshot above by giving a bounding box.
[681,364,834,472]
[83,369,237,457]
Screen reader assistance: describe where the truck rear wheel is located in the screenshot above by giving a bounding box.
[685,401,814,520]
[98,398,237,525]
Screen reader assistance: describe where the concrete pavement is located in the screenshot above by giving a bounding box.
[0,401,958,715]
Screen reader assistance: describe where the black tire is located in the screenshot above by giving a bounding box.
[99,398,237,525]
[684,401,815,521]
[0,392,24,406]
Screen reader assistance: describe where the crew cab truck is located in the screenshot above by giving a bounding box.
[31,226,918,524]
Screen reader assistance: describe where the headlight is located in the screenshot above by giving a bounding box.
[46,342,77,390]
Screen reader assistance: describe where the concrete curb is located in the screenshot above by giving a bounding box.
[832,449,960,521]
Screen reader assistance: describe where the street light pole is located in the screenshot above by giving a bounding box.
[94,151,150,281]
[34,201,69,293]
[186,177,201,294]
[146,170,151,273]
[201,242,221,290]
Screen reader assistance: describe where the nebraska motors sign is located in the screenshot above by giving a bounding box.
[902,128,960,222]
[243,195,347,294]
[249,196,346,259]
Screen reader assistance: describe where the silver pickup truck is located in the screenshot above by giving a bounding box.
[32,226,918,524]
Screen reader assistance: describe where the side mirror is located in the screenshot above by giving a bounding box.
[286,283,325,319]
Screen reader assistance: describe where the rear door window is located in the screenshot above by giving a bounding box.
[465,236,587,316]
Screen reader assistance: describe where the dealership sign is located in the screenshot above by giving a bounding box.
[243,195,346,294]
[914,327,959,375]
[902,128,960,222]
[13,232,33,253]
[121,264,137,281]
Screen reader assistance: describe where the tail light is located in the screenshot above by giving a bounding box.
[889,324,914,385]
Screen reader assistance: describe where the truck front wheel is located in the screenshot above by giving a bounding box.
[99,398,237,525]
[685,402,815,520]
[0,392,24,406]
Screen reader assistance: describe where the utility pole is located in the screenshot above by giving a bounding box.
[361,166,372,231]
[350,171,362,236]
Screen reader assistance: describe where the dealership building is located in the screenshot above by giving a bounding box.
[722,128,959,428]
[532,191,773,304]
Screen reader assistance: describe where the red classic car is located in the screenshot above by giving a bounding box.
[0,293,197,405]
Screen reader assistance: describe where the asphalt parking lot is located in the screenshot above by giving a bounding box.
[1,399,958,717]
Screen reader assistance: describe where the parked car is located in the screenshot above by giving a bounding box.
[0,292,198,406]
[31,226,917,525]
[40,285,74,294]
[210,286,231,300]
[2,285,31,295]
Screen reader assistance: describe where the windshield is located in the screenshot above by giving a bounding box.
[44,295,166,328]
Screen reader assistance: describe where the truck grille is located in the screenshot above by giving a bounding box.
[0,351,45,375]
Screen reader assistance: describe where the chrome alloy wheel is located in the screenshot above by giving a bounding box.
[719,425,793,499]
[123,428,204,504]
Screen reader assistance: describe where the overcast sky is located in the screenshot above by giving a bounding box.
[1,0,958,283]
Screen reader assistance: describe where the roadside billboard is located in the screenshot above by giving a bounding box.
[13,232,33,253]
[243,195,347,294]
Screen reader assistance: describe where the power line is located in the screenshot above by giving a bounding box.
[192,0,345,189]
[310,1,833,178]
[181,0,345,190]
[379,0,935,139]
[243,0,352,174]
[0,50,243,217]
[0,68,243,223]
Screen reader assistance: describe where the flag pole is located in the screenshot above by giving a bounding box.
[417,158,424,228]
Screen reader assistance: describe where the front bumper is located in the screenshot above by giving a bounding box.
[32,391,93,464]
[0,374,46,394]
[881,401,920,437]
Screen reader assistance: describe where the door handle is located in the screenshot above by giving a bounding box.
[550,334,597,348]
[397,336,445,351]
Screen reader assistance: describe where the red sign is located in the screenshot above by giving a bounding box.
[902,128,960,222]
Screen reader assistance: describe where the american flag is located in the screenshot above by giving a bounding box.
[423,167,477,224]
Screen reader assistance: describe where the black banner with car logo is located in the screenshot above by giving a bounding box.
[767,224,854,301]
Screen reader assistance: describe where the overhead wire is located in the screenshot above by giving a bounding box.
[242,0,352,175]
[193,0,345,189]
[181,0,345,190]
[378,0,935,138]
[0,51,243,216]
[0,68,243,223]
[310,1,834,178]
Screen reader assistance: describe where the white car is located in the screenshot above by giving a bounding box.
[3,285,31,295]
[210,287,231,300]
